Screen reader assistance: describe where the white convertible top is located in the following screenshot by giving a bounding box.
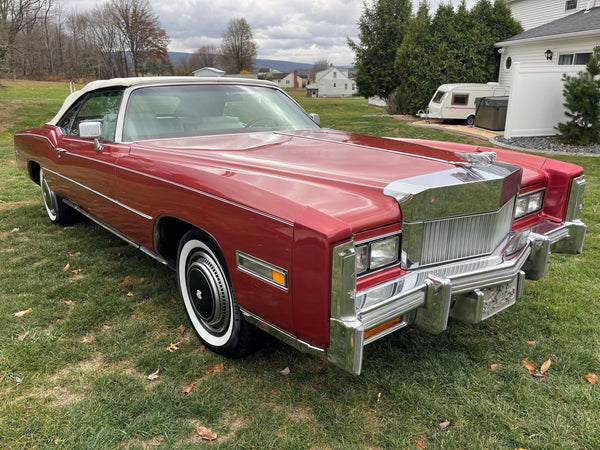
[47,76,278,125]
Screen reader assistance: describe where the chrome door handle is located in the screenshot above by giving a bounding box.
[54,148,67,158]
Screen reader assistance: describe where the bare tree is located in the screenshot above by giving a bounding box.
[0,0,49,76]
[221,17,257,74]
[308,58,330,82]
[190,44,220,70]
[111,0,169,76]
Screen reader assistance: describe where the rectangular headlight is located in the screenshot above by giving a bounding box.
[515,190,545,220]
[355,235,401,276]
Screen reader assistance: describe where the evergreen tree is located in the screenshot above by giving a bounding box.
[557,47,600,145]
[392,1,432,114]
[348,0,412,99]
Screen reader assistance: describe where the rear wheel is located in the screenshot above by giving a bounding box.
[177,231,256,357]
[466,115,475,126]
[40,168,76,225]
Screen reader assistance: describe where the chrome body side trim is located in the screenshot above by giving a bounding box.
[62,198,170,267]
[44,167,153,220]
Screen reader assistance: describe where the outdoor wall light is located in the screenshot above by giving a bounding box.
[545,49,553,60]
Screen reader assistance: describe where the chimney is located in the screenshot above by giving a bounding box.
[294,70,299,89]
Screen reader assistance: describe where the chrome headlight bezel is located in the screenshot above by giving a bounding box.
[514,189,545,220]
[355,234,401,276]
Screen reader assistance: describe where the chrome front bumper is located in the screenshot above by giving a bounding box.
[327,218,586,375]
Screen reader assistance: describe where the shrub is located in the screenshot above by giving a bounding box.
[557,47,600,146]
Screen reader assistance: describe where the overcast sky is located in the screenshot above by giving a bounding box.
[59,0,477,65]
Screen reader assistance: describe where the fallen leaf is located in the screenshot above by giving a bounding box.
[63,263,70,271]
[79,335,94,344]
[179,325,186,334]
[102,325,111,330]
[66,250,78,256]
[147,369,160,381]
[18,331,30,341]
[438,420,451,432]
[181,383,195,394]
[11,227,19,233]
[112,252,122,258]
[540,358,552,375]
[196,426,218,441]
[527,341,538,345]
[70,268,83,275]
[171,298,178,304]
[14,308,32,317]
[521,358,537,372]
[62,299,73,306]
[585,373,598,384]
[376,392,382,402]
[205,363,225,375]
[126,291,134,297]
[199,344,207,354]
[490,363,500,370]
[166,342,180,352]
[280,366,291,376]
[416,438,426,450]
[407,328,419,334]
[15,376,23,386]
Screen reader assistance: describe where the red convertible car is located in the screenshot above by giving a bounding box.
[15,77,586,374]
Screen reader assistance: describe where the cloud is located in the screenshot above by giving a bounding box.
[57,0,478,65]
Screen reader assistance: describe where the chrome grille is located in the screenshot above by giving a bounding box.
[420,199,514,266]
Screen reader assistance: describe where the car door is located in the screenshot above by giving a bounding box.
[51,88,130,224]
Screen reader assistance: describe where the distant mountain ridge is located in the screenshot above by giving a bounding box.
[168,52,352,74]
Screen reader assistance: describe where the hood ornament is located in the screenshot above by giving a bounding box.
[457,151,497,166]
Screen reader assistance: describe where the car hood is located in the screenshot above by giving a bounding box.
[128,129,518,231]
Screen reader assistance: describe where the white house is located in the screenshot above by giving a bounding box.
[193,67,257,79]
[306,66,357,98]
[495,0,600,137]
[193,67,225,77]
[272,70,306,89]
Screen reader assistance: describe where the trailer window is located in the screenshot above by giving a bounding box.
[432,90,446,103]
[452,93,469,106]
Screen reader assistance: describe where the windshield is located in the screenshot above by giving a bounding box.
[123,84,319,141]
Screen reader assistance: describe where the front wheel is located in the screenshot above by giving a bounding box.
[40,167,76,225]
[177,231,256,357]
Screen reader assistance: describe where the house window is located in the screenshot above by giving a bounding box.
[505,57,512,70]
[333,83,336,87]
[333,72,337,79]
[558,54,574,65]
[574,52,592,65]
[452,93,469,106]
[559,52,592,65]
[565,0,577,11]
[345,83,348,90]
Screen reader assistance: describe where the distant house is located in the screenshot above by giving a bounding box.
[306,66,356,98]
[193,67,225,77]
[192,67,258,79]
[495,0,600,137]
[273,70,306,89]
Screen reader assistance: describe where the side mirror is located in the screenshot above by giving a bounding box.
[308,113,320,126]
[79,121,104,152]
[79,121,103,139]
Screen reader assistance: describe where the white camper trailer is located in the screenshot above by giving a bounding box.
[421,82,509,125]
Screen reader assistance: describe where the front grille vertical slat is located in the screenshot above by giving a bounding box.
[420,199,514,266]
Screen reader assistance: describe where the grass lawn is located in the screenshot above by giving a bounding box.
[1,81,599,448]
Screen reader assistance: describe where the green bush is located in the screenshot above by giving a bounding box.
[557,47,600,146]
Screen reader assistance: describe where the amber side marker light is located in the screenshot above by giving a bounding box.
[364,317,403,340]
